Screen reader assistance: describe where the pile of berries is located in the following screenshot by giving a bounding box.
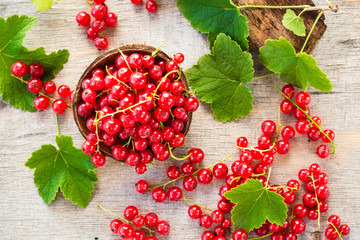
[280,84,335,159]
[76,0,118,50]
[131,84,349,239]
[326,215,350,239]
[77,50,199,169]
[11,61,72,114]
[107,205,169,240]
[131,0,158,13]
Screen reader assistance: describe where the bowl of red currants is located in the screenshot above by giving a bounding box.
[73,44,199,170]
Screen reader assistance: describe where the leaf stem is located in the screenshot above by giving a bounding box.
[55,114,60,136]
[182,196,214,212]
[275,85,336,153]
[252,72,276,80]
[300,11,324,53]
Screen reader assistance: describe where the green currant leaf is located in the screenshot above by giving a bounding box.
[282,10,306,36]
[224,179,287,231]
[25,135,97,208]
[259,37,333,91]
[176,0,249,50]
[186,34,254,122]
[32,0,55,11]
[0,15,69,112]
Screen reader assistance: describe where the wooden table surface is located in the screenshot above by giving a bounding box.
[0,0,359,239]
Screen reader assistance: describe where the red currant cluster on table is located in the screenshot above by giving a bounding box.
[131,0,158,13]
[76,0,118,50]
[11,61,72,114]
[78,51,199,169]
[280,84,336,158]
[132,84,349,239]
[99,203,169,240]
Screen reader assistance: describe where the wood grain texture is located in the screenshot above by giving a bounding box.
[233,0,327,53]
[0,0,359,239]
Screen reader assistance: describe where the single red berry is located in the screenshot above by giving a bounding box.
[236,137,248,148]
[261,120,276,135]
[188,205,202,219]
[28,62,44,78]
[104,12,118,27]
[317,144,330,158]
[290,218,306,234]
[27,78,43,93]
[221,218,232,229]
[202,231,215,240]
[317,172,329,185]
[284,232,297,240]
[321,129,335,143]
[211,210,224,224]
[281,126,295,140]
[92,19,106,32]
[199,214,212,228]
[118,224,134,239]
[52,99,67,114]
[232,229,248,240]
[86,27,99,40]
[294,106,310,120]
[308,126,321,141]
[167,166,181,179]
[298,168,311,182]
[152,187,167,202]
[58,85,71,98]
[135,180,148,194]
[34,96,49,111]
[258,135,272,149]
[339,224,350,235]
[183,176,197,191]
[91,4,107,19]
[328,215,341,227]
[312,116,322,126]
[218,199,232,213]
[81,140,96,155]
[131,0,143,5]
[296,119,311,134]
[309,163,321,175]
[110,219,123,233]
[91,152,106,167]
[308,209,318,220]
[287,179,300,191]
[280,99,294,114]
[144,213,158,227]
[94,37,109,50]
[156,221,170,235]
[168,186,182,201]
[11,61,28,77]
[76,12,91,26]
[188,148,204,163]
[276,140,290,154]
[324,226,338,240]
[184,96,199,112]
[295,91,311,106]
[303,192,317,208]
[294,204,308,218]
[198,169,213,184]
[124,206,138,220]
[316,184,330,199]
[282,84,295,98]
[282,191,296,204]
[213,163,228,179]
[146,0,158,13]
[43,81,56,94]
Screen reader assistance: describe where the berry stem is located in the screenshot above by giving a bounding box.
[310,173,321,228]
[166,143,192,161]
[265,167,272,188]
[328,221,344,240]
[94,111,102,153]
[300,11,324,53]
[275,85,336,153]
[86,0,93,8]
[152,70,179,97]
[118,49,133,73]
[267,185,298,191]
[96,202,156,234]
[238,5,338,12]
[151,43,166,58]
[252,72,276,80]
[248,233,273,240]
[182,196,214,212]
[55,114,60,136]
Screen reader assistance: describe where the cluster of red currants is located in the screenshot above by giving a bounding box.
[131,0,158,13]
[76,0,118,50]
[326,215,350,239]
[135,148,207,202]
[78,51,199,169]
[109,205,169,240]
[280,84,335,158]
[11,61,72,113]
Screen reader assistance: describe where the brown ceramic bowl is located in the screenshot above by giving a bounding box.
[73,44,192,159]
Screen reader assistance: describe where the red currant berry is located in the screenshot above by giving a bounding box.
[156,221,170,235]
[170,132,185,147]
[276,140,290,154]
[184,96,199,112]
[167,166,181,179]
[284,232,297,240]
[131,0,143,5]
[188,148,204,163]
[76,12,91,26]
[232,229,248,240]
[280,99,294,114]
[81,140,96,155]
[27,78,42,93]
[324,226,338,240]
[339,224,350,235]
[282,191,296,204]
[261,120,276,135]
[28,62,44,78]
[303,192,317,208]
[202,231,214,240]
[261,153,274,166]
[34,96,50,111]
[298,169,311,182]
[282,84,295,98]
[151,188,167,202]
[197,169,213,184]
[94,37,108,50]
[91,152,106,167]
[118,224,134,239]
[287,179,300,191]
[43,81,56,94]
[91,4,107,19]
[290,218,306,234]
[295,91,311,106]
[174,53,185,64]
[211,210,224,224]
[144,213,158,227]
[135,180,148,194]
[92,19,106,32]
[110,219,123,233]
[309,163,321,175]
[296,119,311,134]
[307,209,318,220]
[312,116,322,126]
[11,61,27,77]
[183,176,197,191]
[218,199,232,213]
[308,126,321,141]
[317,145,330,158]
[294,204,308,218]
[52,99,67,114]
[146,0,158,13]
[168,186,182,201]
[321,129,335,143]
[221,218,232,229]
[199,214,212,228]
[316,184,330,199]
[124,206,138,220]
[258,135,272,149]
[236,137,248,148]
[188,205,202,219]
[213,163,228,179]
[104,12,118,27]
[86,27,99,40]
[294,106,310,120]
[58,85,70,98]
[328,215,341,227]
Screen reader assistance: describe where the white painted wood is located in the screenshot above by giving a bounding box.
[0,0,359,239]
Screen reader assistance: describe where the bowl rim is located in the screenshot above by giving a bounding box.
[73,44,192,159]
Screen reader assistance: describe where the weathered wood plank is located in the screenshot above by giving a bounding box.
[0,0,359,239]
